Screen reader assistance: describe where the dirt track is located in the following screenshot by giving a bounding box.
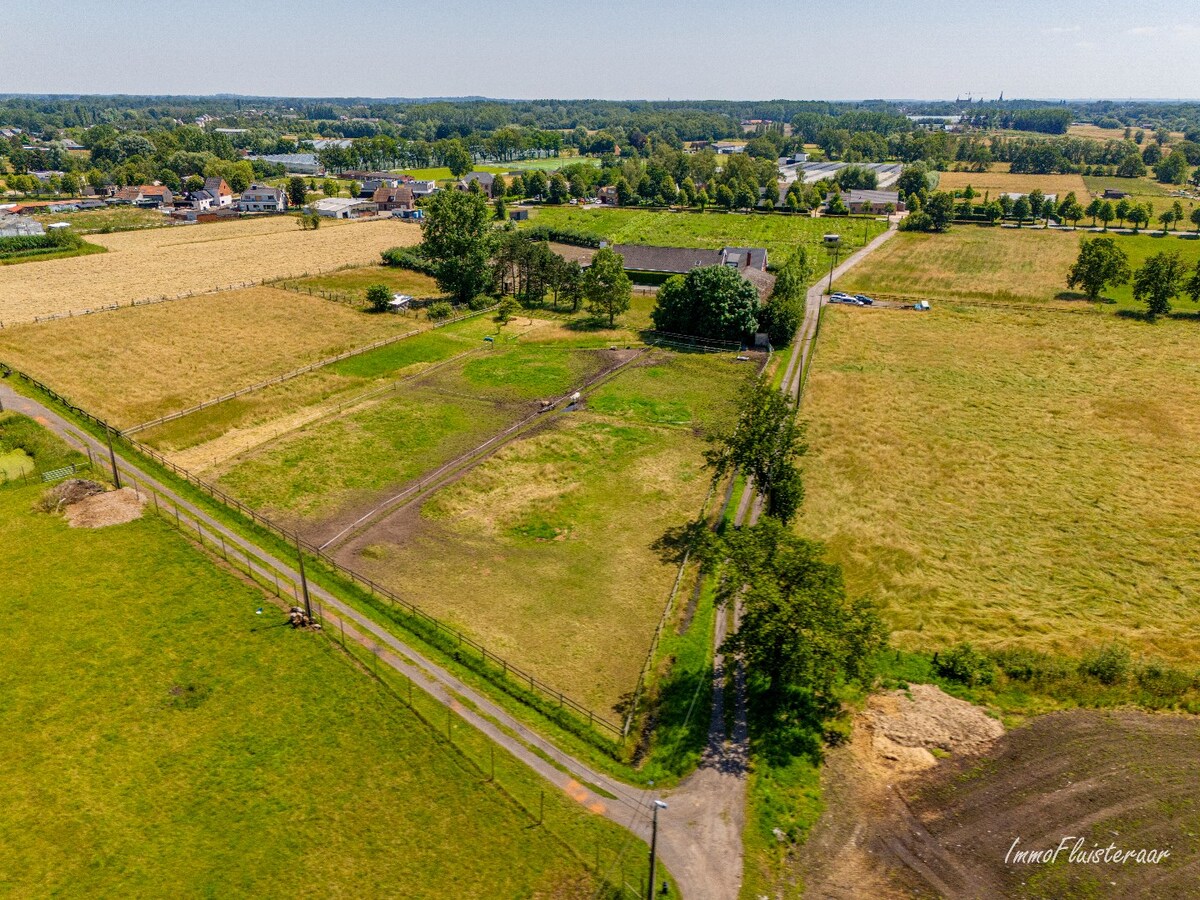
[800,707,1200,899]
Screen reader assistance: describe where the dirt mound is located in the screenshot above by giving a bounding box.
[63,487,146,528]
[40,478,106,512]
[868,683,1004,770]
[800,701,1199,899]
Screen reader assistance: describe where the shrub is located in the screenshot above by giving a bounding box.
[466,295,494,311]
[1136,663,1197,699]
[381,246,436,275]
[1079,644,1131,686]
[933,643,995,686]
[425,301,453,321]
[991,647,1072,682]
[365,283,391,312]
[523,224,604,248]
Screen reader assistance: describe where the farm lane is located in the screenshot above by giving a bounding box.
[0,223,897,900]
[0,380,722,900]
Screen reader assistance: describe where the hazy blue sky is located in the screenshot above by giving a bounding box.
[5,0,1198,100]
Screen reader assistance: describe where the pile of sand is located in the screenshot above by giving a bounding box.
[63,486,146,528]
[867,683,1004,771]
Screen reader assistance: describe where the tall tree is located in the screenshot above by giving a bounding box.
[715,519,888,720]
[582,246,632,326]
[758,248,813,346]
[1097,200,1115,231]
[1132,251,1186,319]
[1066,237,1131,301]
[652,264,760,342]
[287,175,307,209]
[706,376,808,523]
[419,189,496,303]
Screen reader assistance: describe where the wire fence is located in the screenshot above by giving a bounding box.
[121,304,497,436]
[83,470,652,897]
[0,459,92,491]
[4,363,625,743]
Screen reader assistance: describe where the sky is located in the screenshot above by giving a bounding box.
[5,0,1199,101]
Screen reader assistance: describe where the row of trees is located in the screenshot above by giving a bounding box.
[1067,237,1200,318]
[415,190,633,325]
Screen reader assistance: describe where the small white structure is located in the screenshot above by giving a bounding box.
[389,293,412,309]
[0,214,45,237]
[312,197,373,218]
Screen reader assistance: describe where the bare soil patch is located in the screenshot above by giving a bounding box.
[799,697,1200,899]
[63,486,146,528]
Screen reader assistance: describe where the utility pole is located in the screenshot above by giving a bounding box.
[647,800,667,899]
[295,534,313,621]
[823,233,842,296]
[105,426,122,489]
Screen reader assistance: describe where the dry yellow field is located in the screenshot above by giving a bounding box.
[798,304,1200,664]
[0,216,420,325]
[1067,124,1129,143]
[0,286,419,426]
[936,170,1091,199]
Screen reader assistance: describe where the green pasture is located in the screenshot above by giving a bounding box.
[0,477,610,897]
[347,349,750,713]
[523,206,887,265]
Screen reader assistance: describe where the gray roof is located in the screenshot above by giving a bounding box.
[610,244,767,274]
[463,171,494,186]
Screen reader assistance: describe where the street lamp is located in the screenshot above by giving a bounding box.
[823,233,842,296]
[647,799,667,899]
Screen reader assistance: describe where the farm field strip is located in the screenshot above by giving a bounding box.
[123,306,495,435]
[0,286,428,428]
[522,206,888,261]
[334,350,753,713]
[796,303,1200,663]
[208,344,631,540]
[835,226,1200,313]
[317,347,651,551]
[0,215,420,324]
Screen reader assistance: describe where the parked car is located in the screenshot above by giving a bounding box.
[854,294,875,306]
[830,292,855,303]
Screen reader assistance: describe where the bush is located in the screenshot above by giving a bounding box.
[1079,644,1131,685]
[523,224,604,248]
[467,295,494,311]
[365,283,391,312]
[933,643,995,686]
[991,647,1072,682]
[1136,663,1197,699]
[381,246,436,275]
[425,301,454,321]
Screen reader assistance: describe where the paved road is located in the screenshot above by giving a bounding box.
[0,224,898,900]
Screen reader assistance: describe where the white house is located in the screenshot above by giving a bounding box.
[203,177,233,207]
[237,184,287,212]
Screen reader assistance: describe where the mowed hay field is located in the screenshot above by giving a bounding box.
[797,305,1200,664]
[835,227,1200,312]
[0,479,609,898]
[339,351,752,713]
[835,228,1079,305]
[0,286,422,427]
[936,170,1090,199]
[0,215,419,324]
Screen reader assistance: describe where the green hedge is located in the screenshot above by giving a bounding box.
[522,224,604,248]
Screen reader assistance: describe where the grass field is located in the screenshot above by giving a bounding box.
[280,264,442,298]
[0,216,420,324]
[1082,174,1198,220]
[30,206,168,232]
[213,344,623,534]
[138,314,528,467]
[936,170,1090,200]
[0,474,618,897]
[523,206,887,262]
[0,238,106,267]
[835,226,1200,313]
[338,350,753,713]
[796,304,1200,665]
[0,287,423,428]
